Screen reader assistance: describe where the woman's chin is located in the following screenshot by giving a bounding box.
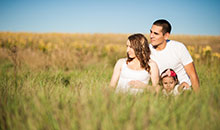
[128,55,135,59]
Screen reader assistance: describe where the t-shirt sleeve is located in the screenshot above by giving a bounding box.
[179,43,193,66]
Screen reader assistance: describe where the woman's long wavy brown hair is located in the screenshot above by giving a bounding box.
[126,33,151,72]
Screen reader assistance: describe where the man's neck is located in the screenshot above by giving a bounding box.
[155,40,167,51]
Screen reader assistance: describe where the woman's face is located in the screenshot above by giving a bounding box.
[126,40,136,58]
[162,76,176,92]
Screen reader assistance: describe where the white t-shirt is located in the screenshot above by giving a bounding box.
[116,58,151,94]
[150,40,193,86]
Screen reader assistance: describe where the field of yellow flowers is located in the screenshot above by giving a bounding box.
[0,32,220,130]
[0,32,219,69]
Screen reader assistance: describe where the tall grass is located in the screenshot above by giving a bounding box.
[0,32,220,130]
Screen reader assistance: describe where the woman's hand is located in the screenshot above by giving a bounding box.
[128,80,146,89]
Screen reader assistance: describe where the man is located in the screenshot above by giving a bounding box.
[149,19,200,92]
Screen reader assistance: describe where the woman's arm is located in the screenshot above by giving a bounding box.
[129,60,160,91]
[128,80,158,92]
[149,60,160,92]
[128,80,149,89]
[149,60,159,86]
[109,59,124,88]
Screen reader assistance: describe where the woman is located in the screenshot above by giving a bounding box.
[110,33,159,94]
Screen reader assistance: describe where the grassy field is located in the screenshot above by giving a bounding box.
[0,32,220,130]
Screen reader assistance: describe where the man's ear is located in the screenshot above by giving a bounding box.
[164,32,170,40]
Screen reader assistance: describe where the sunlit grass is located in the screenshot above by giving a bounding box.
[0,32,220,130]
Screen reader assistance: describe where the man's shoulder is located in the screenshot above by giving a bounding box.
[168,40,186,48]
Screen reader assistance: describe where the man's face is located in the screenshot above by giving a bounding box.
[150,25,167,48]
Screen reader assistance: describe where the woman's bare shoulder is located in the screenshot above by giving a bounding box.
[148,59,158,68]
[117,58,126,64]
[115,58,126,67]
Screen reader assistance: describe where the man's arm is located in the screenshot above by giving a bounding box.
[184,62,200,92]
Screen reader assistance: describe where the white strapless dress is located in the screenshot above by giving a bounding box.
[116,59,151,94]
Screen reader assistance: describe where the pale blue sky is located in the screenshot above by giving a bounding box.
[0,0,220,35]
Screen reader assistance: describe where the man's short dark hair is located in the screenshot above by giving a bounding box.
[153,19,172,35]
